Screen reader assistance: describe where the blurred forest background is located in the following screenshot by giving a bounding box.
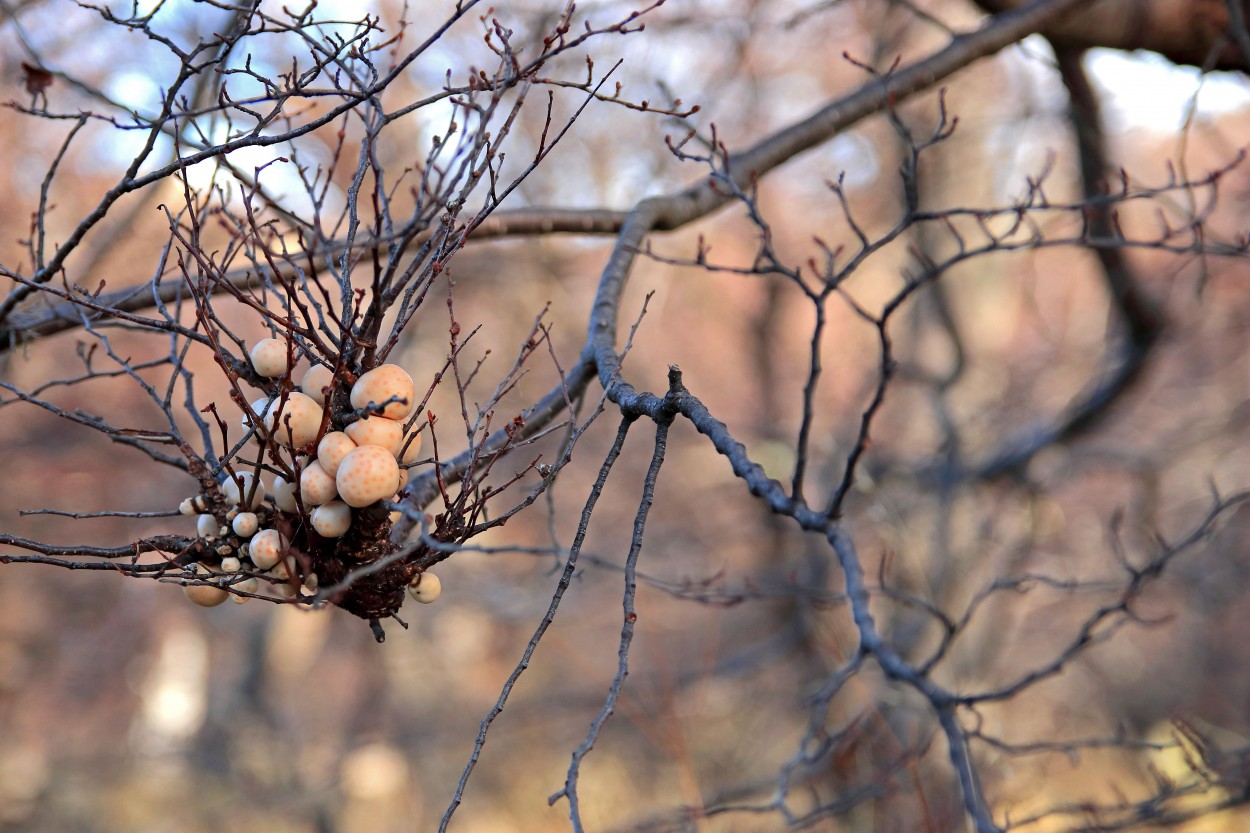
[4,1,1250,831]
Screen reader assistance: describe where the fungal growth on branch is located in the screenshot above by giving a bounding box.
[0,0,658,644]
[178,349,438,628]
[7,1,1250,831]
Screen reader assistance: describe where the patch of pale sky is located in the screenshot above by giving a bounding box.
[104,71,164,115]
[75,6,1250,219]
[1085,48,1250,132]
[979,39,1250,201]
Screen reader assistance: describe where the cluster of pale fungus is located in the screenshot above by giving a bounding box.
[177,337,440,614]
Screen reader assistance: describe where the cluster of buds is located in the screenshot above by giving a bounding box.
[176,337,439,612]
[177,481,300,607]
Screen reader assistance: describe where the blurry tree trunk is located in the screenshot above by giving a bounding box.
[973,0,1249,70]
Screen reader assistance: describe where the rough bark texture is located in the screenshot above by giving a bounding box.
[278,505,406,621]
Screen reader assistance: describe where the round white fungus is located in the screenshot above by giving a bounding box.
[350,364,415,420]
[407,572,441,604]
[185,582,229,607]
[345,415,403,456]
[299,460,338,506]
[316,431,357,477]
[311,500,352,537]
[271,475,299,513]
[399,431,423,465]
[241,397,271,435]
[266,391,324,449]
[196,513,219,539]
[250,338,293,378]
[231,512,259,538]
[336,445,401,508]
[249,528,285,570]
[231,576,259,604]
[301,364,334,405]
[185,565,228,607]
[221,472,265,510]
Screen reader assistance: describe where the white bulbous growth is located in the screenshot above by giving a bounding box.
[221,472,265,510]
[250,338,293,378]
[301,364,334,405]
[269,557,291,582]
[249,528,285,570]
[185,564,228,607]
[345,415,403,456]
[231,576,259,604]
[350,364,415,420]
[336,445,401,508]
[196,513,219,539]
[299,460,338,506]
[231,512,259,538]
[311,501,352,537]
[241,397,271,434]
[399,431,423,464]
[185,583,229,607]
[407,572,441,604]
[316,431,357,477]
[266,391,324,449]
[271,475,299,513]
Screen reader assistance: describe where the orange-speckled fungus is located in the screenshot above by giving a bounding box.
[336,445,401,508]
[350,364,415,420]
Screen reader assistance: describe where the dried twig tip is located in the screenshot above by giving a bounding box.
[667,364,683,393]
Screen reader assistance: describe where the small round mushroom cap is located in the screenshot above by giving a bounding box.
[220,556,242,573]
[311,500,352,537]
[185,582,229,607]
[316,431,357,478]
[241,397,271,434]
[250,338,293,378]
[185,565,229,607]
[231,512,259,538]
[249,528,285,570]
[301,364,334,405]
[269,557,292,582]
[221,472,265,510]
[231,576,259,604]
[345,415,403,456]
[350,364,415,420]
[196,513,219,539]
[271,475,299,513]
[398,431,423,465]
[336,446,401,508]
[268,558,299,598]
[407,572,441,604]
[299,460,338,506]
[267,391,324,449]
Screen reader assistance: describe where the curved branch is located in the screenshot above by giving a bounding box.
[6,0,1082,361]
[398,0,1088,535]
[0,208,631,351]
